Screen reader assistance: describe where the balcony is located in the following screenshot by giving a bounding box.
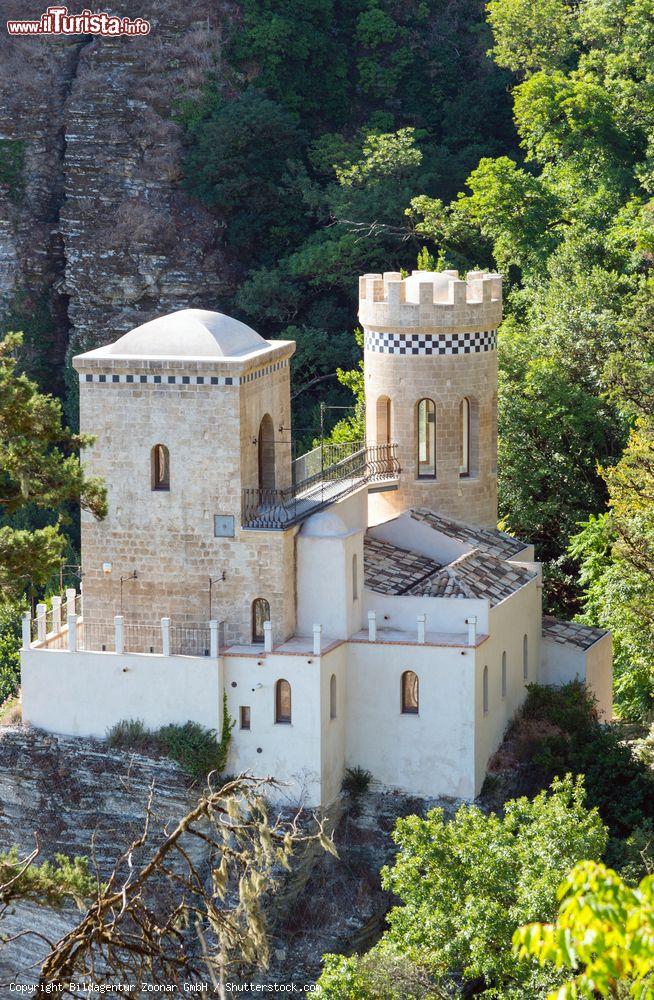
[242,441,400,530]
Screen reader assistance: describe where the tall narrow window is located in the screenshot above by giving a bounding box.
[376,395,391,444]
[258,414,275,492]
[401,670,419,714]
[330,673,337,720]
[460,397,470,477]
[501,652,507,698]
[240,706,251,730]
[151,444,170,491]
[352,553,358,601]
[275,679,292,724]
[483,665,489,715]
[523,634,529,680]
[252,598,270,644]
[417,399,436,478]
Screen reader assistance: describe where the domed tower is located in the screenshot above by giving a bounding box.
[73,309,296,645]
[360,269,502,527]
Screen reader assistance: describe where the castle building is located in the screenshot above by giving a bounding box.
[20,270,612,807]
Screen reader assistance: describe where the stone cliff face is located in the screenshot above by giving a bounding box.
[0,725,195,984]
[0,1,236,396]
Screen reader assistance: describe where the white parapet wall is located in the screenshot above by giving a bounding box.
[21,648,222,737]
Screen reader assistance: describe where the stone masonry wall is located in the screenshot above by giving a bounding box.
[77,352,297,645]
[365,347,498,526]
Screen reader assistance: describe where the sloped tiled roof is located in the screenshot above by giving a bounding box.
[406,549,537,605]
[410,508,528,560]
[364,536,537,605]
[364,536,442,595]
[542,616,609,651]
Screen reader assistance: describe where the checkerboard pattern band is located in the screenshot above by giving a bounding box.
[364,330,496,355]
[79,359,288,387]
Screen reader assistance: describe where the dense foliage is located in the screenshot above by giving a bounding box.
[179,0,515,440]
[514,861,654,998]
[319,775,607,998]
[0,601,22,704]
[510,684,654,850]
[0,332,106,599]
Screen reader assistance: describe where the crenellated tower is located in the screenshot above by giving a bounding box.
[360,269,502,527]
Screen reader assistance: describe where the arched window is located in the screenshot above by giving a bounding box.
[501,652,507,698]
[401,670,419,714]
[417,399,436,478]
[523,634,529,680]
[460,397,470,477]
[151,444,170,491]
[251,598,270,644]
[258,414,275,492]
[483,665,489,715]
[275,679,292,724]
[376,395,391,445]
[330,673,337,720]
[352,553,358,601]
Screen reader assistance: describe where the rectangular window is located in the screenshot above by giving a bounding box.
[417,399,436,478]
[240,706,251,730]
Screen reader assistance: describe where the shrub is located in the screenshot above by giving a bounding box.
[106,718,156,753]
[0,602,23,704]
[342,765,372,798]
[106,694,234,781]
[319,943,444,999]
[157,721,226,781]
[499,682,654,847]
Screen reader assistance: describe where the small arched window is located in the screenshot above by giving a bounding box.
[275,678,291,724]
[352,553,358,601]
[252,598,270,644]
[376,395,391,445]
[483,665,489,715]
[501,652,507,698]
[151,444,170,491]
[401,670,419,714]
[330,673,337,720]
[460,397,470,477]
[523,634,529,680]
[417,399,436,478]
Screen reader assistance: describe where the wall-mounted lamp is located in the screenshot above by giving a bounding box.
[120,570,138,615]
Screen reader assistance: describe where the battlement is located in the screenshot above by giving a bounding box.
[358,270,502,332]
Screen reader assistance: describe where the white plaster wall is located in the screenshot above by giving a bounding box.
[362,590,489,636]
[473,578,541,792]
[21,648,222,737]
[224,651,326,807]
[586,635,613,721]
[320,645,347,803]
[345,641,476,799]
[540,634,613,721]
[297,489,367,639]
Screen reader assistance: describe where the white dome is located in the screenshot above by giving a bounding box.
[106,309,267,359]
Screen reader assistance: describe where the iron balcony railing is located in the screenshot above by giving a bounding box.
[242,441,400,530]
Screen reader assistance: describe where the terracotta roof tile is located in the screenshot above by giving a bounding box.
[542,616,608,651]
[364,536,442,595]
[364,536,537,605]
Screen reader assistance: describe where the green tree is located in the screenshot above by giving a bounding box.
[0,332,106,598]
[377,776,606,998]
[514,861,654,998]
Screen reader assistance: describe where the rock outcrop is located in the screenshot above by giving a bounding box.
[0,1,236,394]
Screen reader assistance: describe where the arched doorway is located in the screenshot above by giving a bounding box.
[258,414,275,491]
